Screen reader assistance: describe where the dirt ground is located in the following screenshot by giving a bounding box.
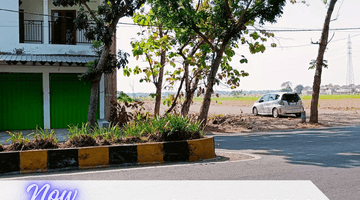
[141,98,360,134]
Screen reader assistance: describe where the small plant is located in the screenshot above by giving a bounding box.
[30,127,58,143]
[67,123,92,139]
[65,123,97,147]
[6,131,33,151]
[93,125,122,141]
[6,131,29,144]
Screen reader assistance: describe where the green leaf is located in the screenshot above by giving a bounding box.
[240,58,248,64]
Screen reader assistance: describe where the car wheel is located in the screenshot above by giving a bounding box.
[295,113,301,118]
[253,107,258,116]
[272,108,279,118]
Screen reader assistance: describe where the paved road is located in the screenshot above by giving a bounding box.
[2,126,360,200]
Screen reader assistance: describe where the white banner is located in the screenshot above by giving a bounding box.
[0,180,328,200]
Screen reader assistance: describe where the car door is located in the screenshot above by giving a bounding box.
[257,94,269,114]
[264,94,277,114]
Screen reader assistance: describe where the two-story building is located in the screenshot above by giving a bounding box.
[0,0,116,131]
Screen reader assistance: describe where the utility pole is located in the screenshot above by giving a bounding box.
[346,35,355,85]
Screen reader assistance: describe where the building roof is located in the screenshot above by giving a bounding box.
[0,54,97,65]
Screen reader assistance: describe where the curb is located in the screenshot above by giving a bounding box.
[0,137,215,175]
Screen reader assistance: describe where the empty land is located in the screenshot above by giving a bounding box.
[141,95,360,134]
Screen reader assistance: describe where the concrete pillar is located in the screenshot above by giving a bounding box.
[100,73,105,119]
[43,72,51,129]
[43,0,49,44]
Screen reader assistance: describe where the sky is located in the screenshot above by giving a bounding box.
[116,0,360,93]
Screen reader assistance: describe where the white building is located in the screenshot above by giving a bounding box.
[0,0,116,131]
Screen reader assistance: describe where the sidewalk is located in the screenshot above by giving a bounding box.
[0,129,69,145]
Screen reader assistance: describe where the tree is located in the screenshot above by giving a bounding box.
[53,0,145,126]
[165,35,209,116]
[165,36,206,116]
[149,0,286,125]
[309,0,337,123]
[125,12,176,116]
[281,81,293,92]
[294,84,304,94]
[231,90,243,97]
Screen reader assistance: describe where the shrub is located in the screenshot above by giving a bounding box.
[65,123,97,147]
[28,127,59,149]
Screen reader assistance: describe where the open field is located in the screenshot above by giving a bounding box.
[193,94,360,102]
[140,95,360,134]
[135,94,360,103]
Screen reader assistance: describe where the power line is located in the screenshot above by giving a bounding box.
[2,8,360,32]
[0,8,73,19]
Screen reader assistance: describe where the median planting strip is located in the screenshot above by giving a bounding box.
[0,137,215,175]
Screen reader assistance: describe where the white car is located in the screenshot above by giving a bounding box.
[252,92,304,118]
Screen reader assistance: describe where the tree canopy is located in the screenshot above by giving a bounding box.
[148,0,287,125]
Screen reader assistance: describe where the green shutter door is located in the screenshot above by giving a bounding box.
[50,74,98,129]
[0,73,44,131]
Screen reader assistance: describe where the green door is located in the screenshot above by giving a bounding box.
[50,74,98,128]
[0,73,44,131]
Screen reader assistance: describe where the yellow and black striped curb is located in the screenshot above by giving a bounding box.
[0,137,215,174]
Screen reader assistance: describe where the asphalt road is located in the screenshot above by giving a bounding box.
[2,126,360,200]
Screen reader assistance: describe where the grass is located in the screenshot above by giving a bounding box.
[193,96,260,101]
[30,127,59,143]
[122,114,203,138]
[65,115,203,143]
[191,94,360,102]
[300,94,360,100]
[2,114,203,151]
[6,131,29,144]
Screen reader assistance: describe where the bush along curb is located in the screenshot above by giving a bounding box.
[0,137,215,175]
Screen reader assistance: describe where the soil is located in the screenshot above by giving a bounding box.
[142,98,360,134]
[7,138,58,151]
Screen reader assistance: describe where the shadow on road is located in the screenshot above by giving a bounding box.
[215,126,360,168]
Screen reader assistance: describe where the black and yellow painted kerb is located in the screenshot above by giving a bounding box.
[0,137,215,174]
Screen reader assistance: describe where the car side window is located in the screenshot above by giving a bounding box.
[268,94,276,101]
[262,94,270,102]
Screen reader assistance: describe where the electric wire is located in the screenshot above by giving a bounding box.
[1,8,360,32]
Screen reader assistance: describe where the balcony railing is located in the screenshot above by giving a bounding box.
[19,20,93,44]
[20,20,43,43]
[49,21,94,45]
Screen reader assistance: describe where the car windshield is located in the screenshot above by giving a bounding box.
[281,93,300,102]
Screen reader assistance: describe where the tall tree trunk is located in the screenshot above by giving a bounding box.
[154,54,165,116]
[154,27,166,116]
[87,73,102,127]
[309,0,337,123]
[166,76,185,114]
[198,50,225,126]
[181,76,199,116]
[86,16,118,127]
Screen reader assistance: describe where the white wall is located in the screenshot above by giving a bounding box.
[18,43,95,55]
[0,0,99,55]
[20,0,43,21]
[0,0,20,53]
